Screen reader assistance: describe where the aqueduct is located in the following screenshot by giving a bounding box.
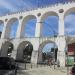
[0,2,75,66]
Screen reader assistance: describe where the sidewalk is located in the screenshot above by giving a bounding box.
[17,66,67,75]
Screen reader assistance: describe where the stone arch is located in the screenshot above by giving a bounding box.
[0,41,14,57]
[40,11,59,37]
[38,40,58,63]
[21,15,37,38]
[64,7,75,18]
[0,20,4,38]
[40,11,59,21]
[64,7,75,36]
[4,18,19,39]
[16,41,33,62]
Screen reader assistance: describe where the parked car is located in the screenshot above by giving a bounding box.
[0,57,17,75]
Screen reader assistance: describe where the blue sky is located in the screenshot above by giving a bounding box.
[0,0,75,36]
[0,0,75,52]
[0,0,73,15]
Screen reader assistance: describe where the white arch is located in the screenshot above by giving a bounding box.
[17,40,33,50]
[4,18,18,38]
[38,40,58,63]
[64,7,75,18]
[16,41,33,62]
[20,15,37,38]
[38,40,57,50]
[40,11,59,21]
[39,11,59,36]
[1,41,14,57]
[64,7,75,36]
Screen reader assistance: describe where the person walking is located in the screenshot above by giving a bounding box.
[48,58,52,67]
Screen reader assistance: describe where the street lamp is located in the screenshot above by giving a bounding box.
[38,21,57,69]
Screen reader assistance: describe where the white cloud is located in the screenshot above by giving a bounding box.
[0,0,18,12]
[0,0,34,13]
[16,0,34,9]
[65,14,75,26]
[65,28,75,34]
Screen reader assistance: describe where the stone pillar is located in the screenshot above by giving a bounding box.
[34,17,41,64]
[56,36,66,67]
[57,51,65,67]
[58,14,64,36]
[31,38,39,64]
[37,49,42,63]
[35,17,41,37]
[11,39,20,59]
[58,13,65,66]
[31,50,38,64]
[16,19,23,38]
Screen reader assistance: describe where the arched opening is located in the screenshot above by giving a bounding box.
[64,7,75,66]
[21,15,37,38]
[4,18,19,39]
[0,20,4,38]
[38,40,58,65]
[40,12,59,37]
[16,41,33,63]
[64,7,75,36]
[0,41,13,57]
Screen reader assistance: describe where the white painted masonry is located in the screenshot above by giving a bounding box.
[0,2,75,66]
